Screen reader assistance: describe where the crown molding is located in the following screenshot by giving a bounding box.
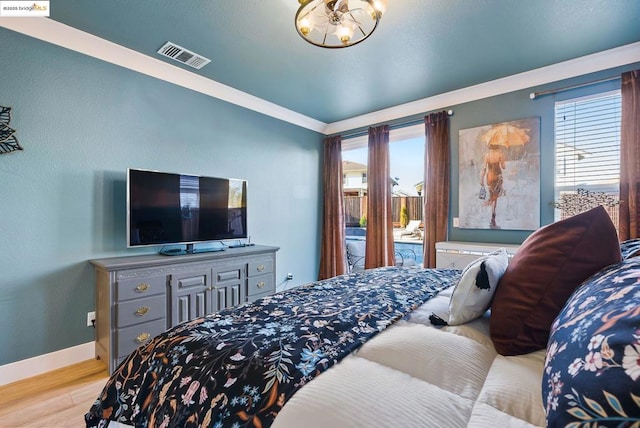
[1,18,638,137]
[0,17,327,133]
[324,41,640,135]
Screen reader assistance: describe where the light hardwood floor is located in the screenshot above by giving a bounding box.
[0,359,108,427]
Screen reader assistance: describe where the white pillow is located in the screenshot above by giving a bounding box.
[448,248,509,325]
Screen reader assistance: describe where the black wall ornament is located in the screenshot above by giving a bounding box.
[0,106,23,155]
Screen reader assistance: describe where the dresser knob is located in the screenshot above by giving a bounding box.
[136,332,151,343]
[135,283,150,292]
[257,281,266,289]
[257,265,265,272]
[135,306,150,316]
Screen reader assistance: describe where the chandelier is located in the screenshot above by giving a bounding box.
[295,0,387,48]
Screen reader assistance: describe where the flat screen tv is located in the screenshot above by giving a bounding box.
[127,168,247,254]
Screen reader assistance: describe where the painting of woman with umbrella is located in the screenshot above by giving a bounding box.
[459,118,540,230]
[480,142,506,228]
[480,123,531,228]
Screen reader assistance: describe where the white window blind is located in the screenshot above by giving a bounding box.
[554,91,621,227]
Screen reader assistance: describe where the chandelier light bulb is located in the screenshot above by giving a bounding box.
[298,16,313,36]
[373,0,387,17]
[336,24,354,44]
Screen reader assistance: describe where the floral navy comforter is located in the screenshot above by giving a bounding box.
[85,266,458,428]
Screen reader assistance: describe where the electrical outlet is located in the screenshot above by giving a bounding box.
[286,273,294,281]
[453,217,460,227]
[87,311,96,327]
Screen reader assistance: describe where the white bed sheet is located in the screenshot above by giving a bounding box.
[274,287,546,427]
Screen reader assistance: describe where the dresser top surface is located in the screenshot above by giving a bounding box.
[91,245,279,271]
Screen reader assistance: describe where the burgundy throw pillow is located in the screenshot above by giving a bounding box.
[490,206,621,356]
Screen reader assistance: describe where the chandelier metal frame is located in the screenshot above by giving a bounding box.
[295,0,384,49]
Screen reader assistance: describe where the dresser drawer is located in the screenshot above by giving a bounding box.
[247,273,274,297]
[248,258,274,277]
[117,294,166,328]
[117,275,166,301]
[117,318,166,359]
[172,271,209,290]
[213,265,243,285]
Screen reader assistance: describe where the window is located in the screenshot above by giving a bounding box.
[341,124,425,267]
[554,91,621,229]
[341,124,425,234]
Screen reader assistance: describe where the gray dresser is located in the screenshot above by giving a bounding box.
[91,245,278,373]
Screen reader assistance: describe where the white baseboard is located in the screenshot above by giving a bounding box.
[0,342,94,386]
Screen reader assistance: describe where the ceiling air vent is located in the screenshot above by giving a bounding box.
[157,42,211,70]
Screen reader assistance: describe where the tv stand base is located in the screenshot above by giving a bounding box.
[159,244,225,256]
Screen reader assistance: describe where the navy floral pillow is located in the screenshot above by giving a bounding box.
[543,258,640,427]
[620,238,640,260]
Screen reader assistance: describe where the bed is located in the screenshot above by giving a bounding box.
[86,207,640,427]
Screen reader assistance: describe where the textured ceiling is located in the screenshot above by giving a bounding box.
[46,0,640,124]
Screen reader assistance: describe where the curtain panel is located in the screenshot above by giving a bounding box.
[619,69,640,240]
[423,111,450,268]
[365,125,395,269]
[318,135,347,280]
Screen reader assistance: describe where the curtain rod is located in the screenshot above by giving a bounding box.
[340,109,454,140]
[529,75,620,100]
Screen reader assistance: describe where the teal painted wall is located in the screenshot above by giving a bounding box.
[0,28,324,365]
[447,63,640,244]
[365,63,639,245]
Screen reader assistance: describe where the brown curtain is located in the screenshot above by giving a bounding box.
[318,135,347,280]
[619,70,640,241]
[365,125,395,268]
[423,111,450,268]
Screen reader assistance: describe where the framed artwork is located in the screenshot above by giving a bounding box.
[458,117,540,230]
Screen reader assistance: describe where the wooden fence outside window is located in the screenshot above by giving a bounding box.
[344,196,424,227]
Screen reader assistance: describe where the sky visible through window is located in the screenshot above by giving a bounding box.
[342,136,425,196]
